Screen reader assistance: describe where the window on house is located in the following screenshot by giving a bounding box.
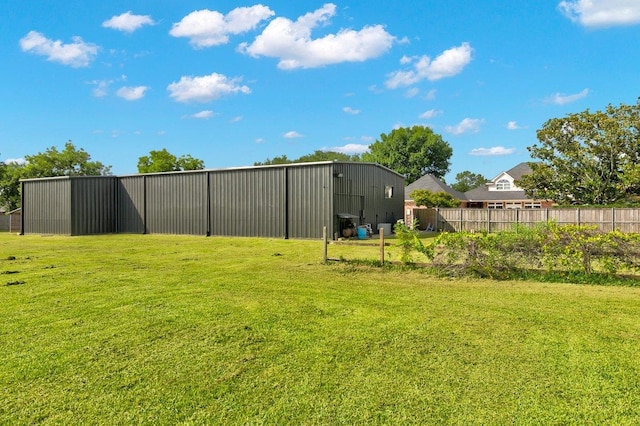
[524,202,541,209]
[385,185,393,199]
[505,202,521,209]
[496,179,511,190]
[488,202,503,209]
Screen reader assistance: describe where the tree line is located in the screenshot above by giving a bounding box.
[0,144,205,211]
[3,98,640,210]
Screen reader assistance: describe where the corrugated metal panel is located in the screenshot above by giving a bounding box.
[20,162,403,238]
[146,173,207,235]
[287,164,333,239]
[117,176,145,233]
[209,168,286,237]
[23,178,72,234]
[71,177,117,235]
[333,163,404,232]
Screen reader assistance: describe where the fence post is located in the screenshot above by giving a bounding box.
[379,227,385,265]
[487,208,491,233]
[612,207,616,232]
[577,208,581,226]
[322,226,328,263]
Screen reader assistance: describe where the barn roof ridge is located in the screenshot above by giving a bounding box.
[21,161,405,181]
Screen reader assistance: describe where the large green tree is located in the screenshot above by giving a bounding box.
[296,150,360,163]
[0,142,111,210]
[410,189,460,208]
[137,149,205,173]
[451,171,488,192]
[362,126,452,182]
[518,99,640,205]
[254,150,360,166]
[24,141,111,178]
[0,162,24,211]
[254,155,291,166]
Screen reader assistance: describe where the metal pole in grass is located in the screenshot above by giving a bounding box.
[379,226,385,265]
[322,226,328,263]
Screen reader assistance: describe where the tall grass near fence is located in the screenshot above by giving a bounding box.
[1,234,640,423]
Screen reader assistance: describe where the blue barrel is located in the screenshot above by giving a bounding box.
[357,226,367,239]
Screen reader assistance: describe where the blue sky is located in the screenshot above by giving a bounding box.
[2,0,640,182]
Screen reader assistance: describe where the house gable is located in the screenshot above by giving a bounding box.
[463,162,551,209]
[486,172,524,192]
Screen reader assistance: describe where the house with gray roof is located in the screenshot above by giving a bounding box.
[404,174,465,226]
[462,162,553,209]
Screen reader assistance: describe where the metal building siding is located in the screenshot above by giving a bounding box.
[287,164,333,239]
[145,173,208,235]
[20,162,402,238]
[333,163,404,229]
[71,177,117,235]
[116,176,145,233]
[23,179,72,234]
[209,168,286,237]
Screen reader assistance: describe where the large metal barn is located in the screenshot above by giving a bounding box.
[20,161,404,239]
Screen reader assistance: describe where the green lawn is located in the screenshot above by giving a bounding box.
[1,233,639,424]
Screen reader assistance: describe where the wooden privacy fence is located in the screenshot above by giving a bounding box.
[413,207,640,233]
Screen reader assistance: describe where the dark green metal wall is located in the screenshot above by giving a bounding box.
[21,162,404,238]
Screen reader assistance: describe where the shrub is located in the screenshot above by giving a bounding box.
[393,220,423,264]
[419,223,640,280]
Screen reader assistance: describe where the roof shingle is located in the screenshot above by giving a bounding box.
[405,174,466,200]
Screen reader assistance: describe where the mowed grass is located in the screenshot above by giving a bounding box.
[1,233,640,424]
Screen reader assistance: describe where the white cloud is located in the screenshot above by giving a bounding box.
[116,86,148,101]
[89,79,112,97]
[170,5,274,48]
[419,109,442,119]
[405,87,420,98]
[385,42,473,88]
[469,146,516,156]
[506,120,526,130]
[399,55,414,65]
[191,110,215,119]
[19,31,98,67]
[558,0,640,27]
[343,106,361,115]
[368,84,384,94]
[545,88,589,105]
[256,138,265,143]
[240,3,395,69]
[102,11,155,33]
[230,116,243,123]
[4,158,26,165]
[284,131,303,138]
[360,135,375,143]
[445,118,484,135]
[328,143,370,154]
[424,89,437,100]
[167,73,251,103]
